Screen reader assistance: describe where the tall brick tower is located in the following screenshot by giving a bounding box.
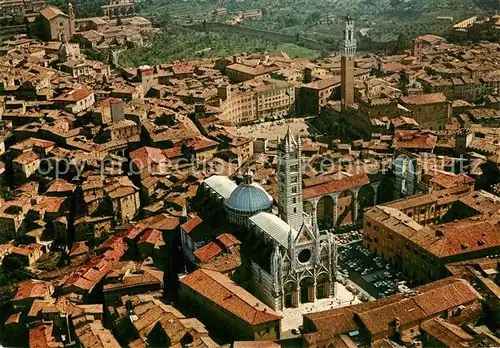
[340,15,356,109]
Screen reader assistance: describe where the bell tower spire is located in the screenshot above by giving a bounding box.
[340,15,356,108]
[277,129,303,232]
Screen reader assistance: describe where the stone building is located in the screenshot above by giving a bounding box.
[363,190,500,284]
[297,76,341,115]
[399,92,451,130]
[302,277,482,346]
[0,0,44,18]
[192,130,338,311]
[218,80,295,125]
[180,269,282,342]
[39,4,75,41]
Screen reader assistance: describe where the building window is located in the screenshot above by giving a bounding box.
[292,187,297,194]
[298,249,312,263]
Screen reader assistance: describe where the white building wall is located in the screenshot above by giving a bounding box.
[251,261,281,311]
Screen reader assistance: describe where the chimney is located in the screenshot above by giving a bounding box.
[435,229,444,237]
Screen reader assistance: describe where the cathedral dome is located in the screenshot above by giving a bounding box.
[225,183,272,214]
[224,171,272,220]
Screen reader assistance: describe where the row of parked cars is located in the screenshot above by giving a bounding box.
[338,243,410,298]
[332,230,363,246]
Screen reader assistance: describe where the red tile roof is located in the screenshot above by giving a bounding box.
[29,323,63,348]
[46,179,76,193]
[13,151,39,165]
[400,92,447,105]
[180,214,203,234]
[53,88,93,102]
[430,172,474,189]
[69,241,89,257]
[303,278,480,343]
[393,130,438,150]
[129,146,166,171]
[11,138,55,151]
[13,280,54,302]
[63,240,127,293]
[193,242,223,263]
[216,233,241,249]
[181,269,281,325]
[302,173,370,200]
[5,312,21,325]
[137,229,163,245]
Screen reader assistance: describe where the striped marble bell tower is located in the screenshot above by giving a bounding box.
[277,128,303,232]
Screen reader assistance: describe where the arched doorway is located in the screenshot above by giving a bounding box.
[283,281,296,308]
[317,195,334,230]
[316,273,330,299]
[299,277,314,304]
[337,191,353,226]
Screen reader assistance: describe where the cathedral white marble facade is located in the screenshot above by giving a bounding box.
[193,129,338,311]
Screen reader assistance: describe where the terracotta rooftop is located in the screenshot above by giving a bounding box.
[137,228,163,245]
[400,92,447,105]
[302,173,370,200]
[193,241,223,263]
[40,5,66,20]
[13,151,39,165]
[29,323,63,348]
[180,269,282,325]
[74,320,121,348]
[180,214,203,234]
[303,278,480,343]
[216,233,241,249]
[421,318,473,346]
[303,76,341,90]
[430,172,474,189]
[54,88,93,102]
[69,241,89,257]
[5,312,21,325]
[393,130,438,150]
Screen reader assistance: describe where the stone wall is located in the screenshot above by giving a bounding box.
[187,21,336,51]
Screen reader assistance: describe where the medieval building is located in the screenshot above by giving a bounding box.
[340,15,356,109]
[38,3,75,41]
[191,130,337,312]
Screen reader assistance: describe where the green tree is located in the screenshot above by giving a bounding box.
[0,254,30,286]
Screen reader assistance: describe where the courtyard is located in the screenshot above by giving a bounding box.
[281,281,361,335]
[230,117,314,140]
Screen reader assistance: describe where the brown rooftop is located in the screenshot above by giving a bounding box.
[180,269,281,325]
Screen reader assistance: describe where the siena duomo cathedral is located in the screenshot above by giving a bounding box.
[196,130,338,311]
